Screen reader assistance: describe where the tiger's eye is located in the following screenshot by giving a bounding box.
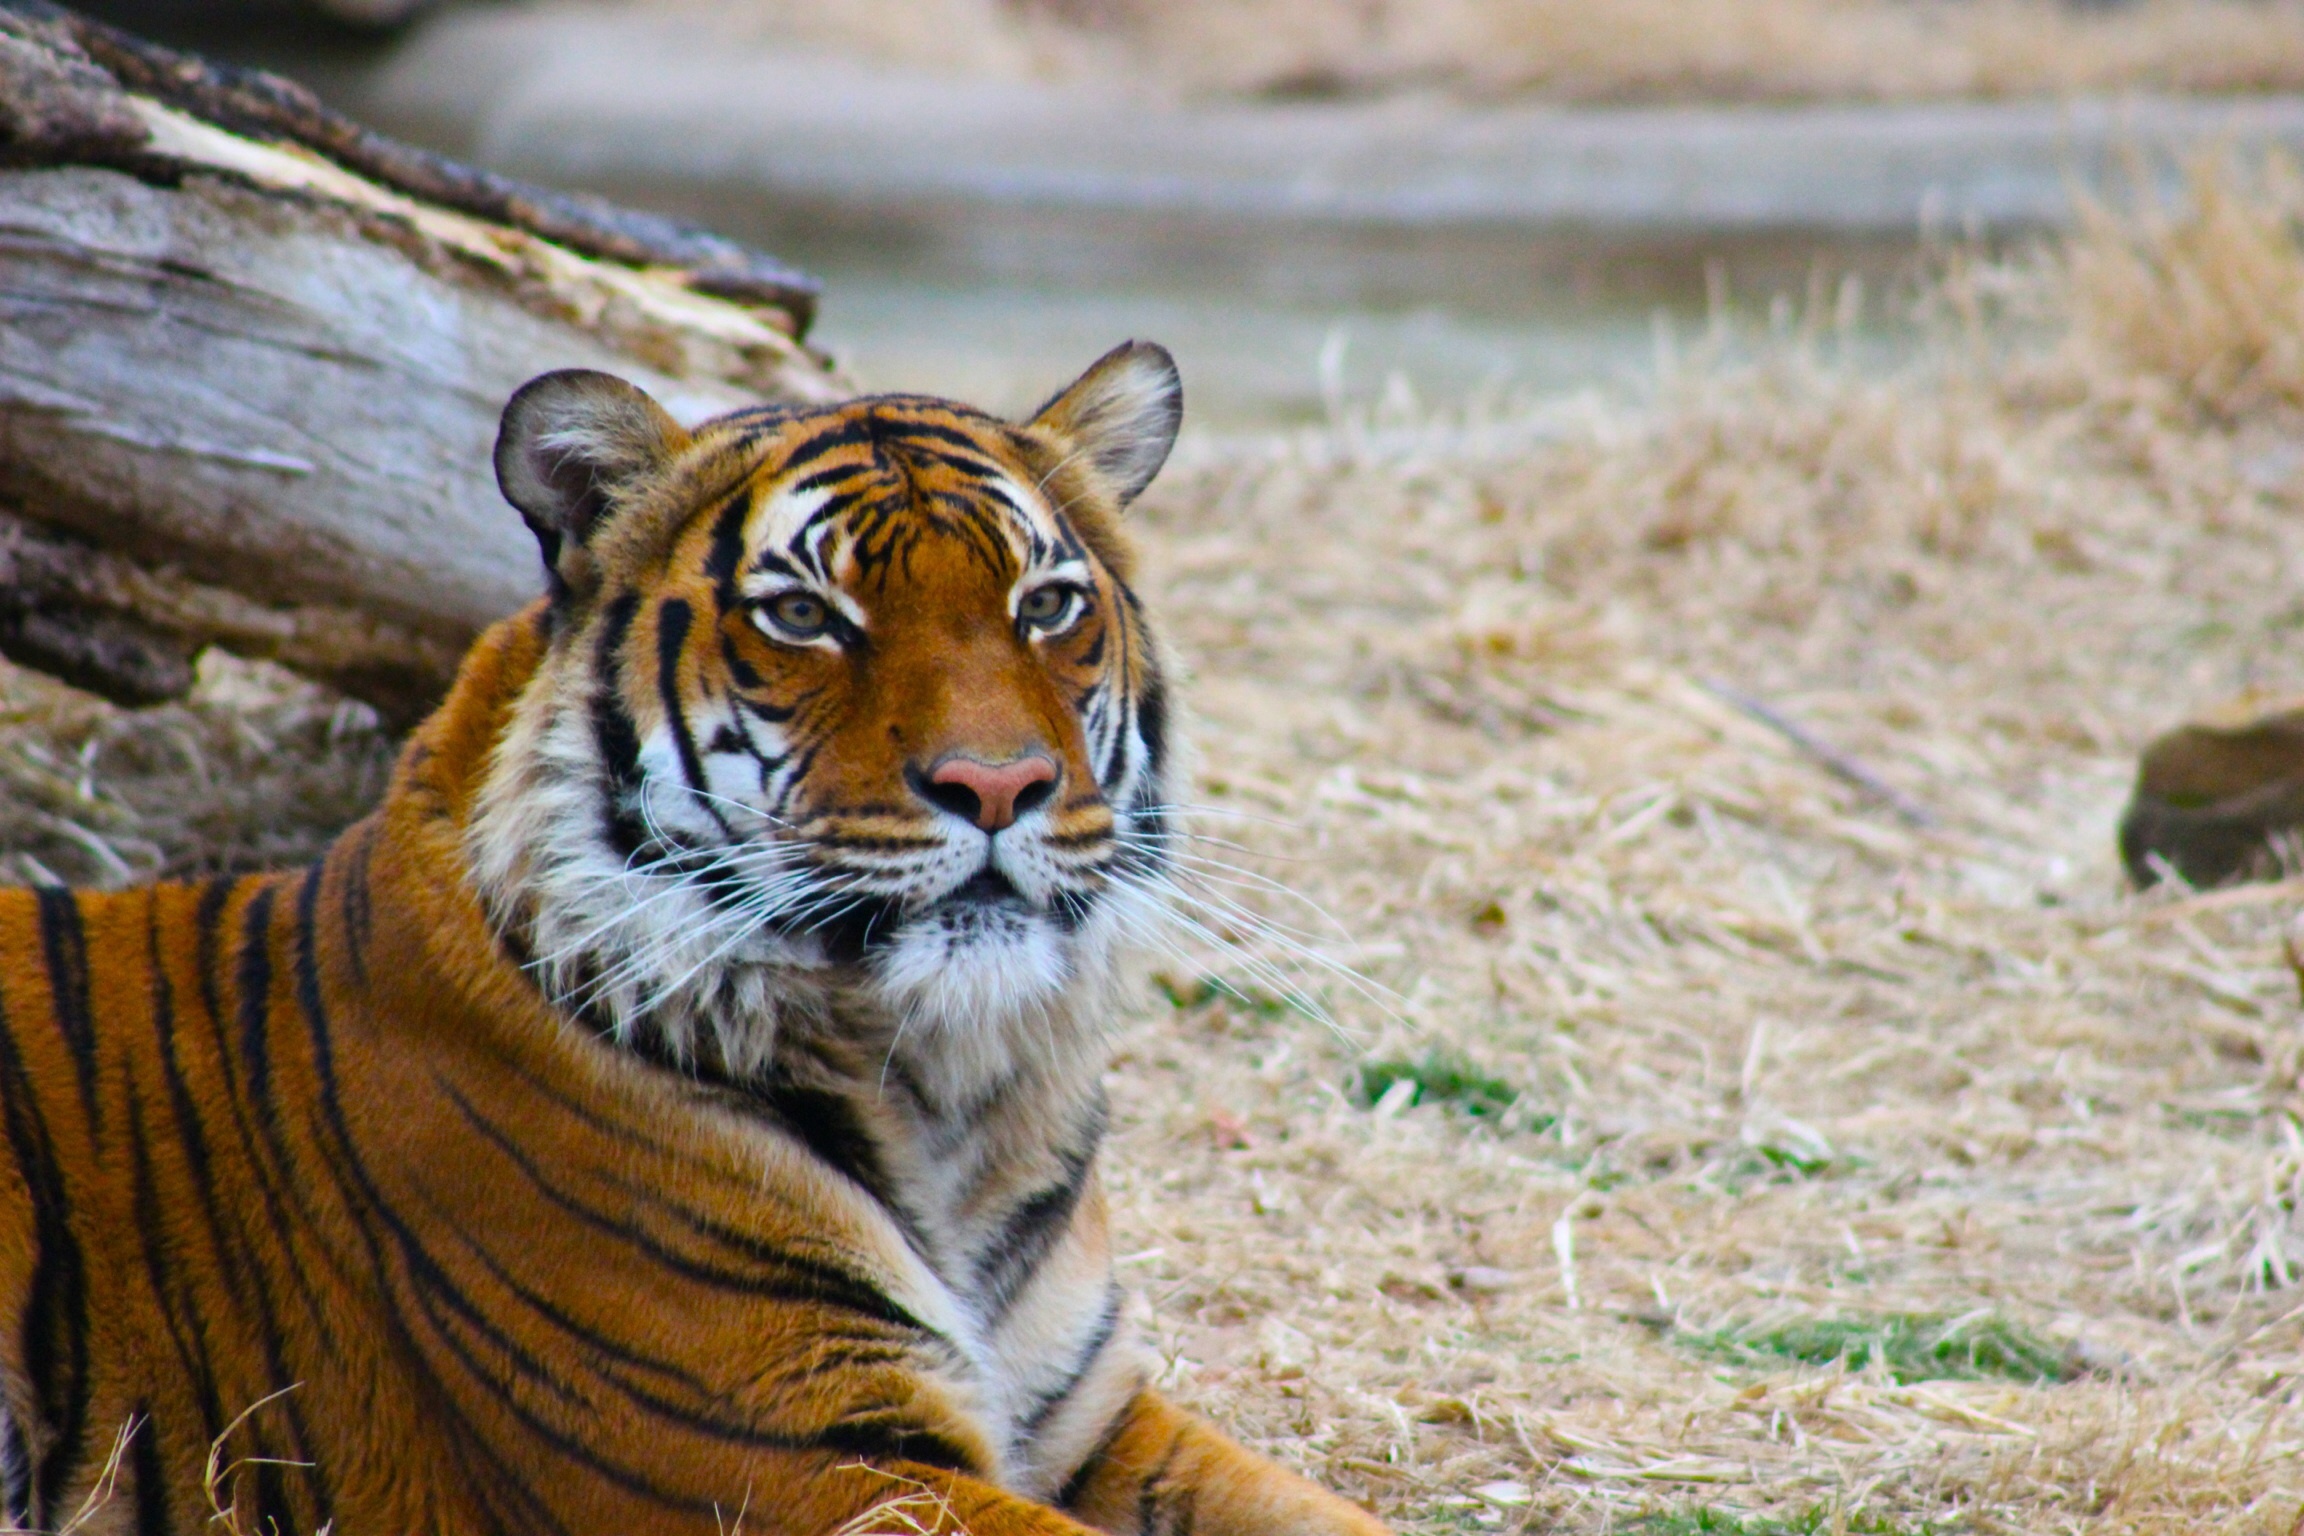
[765,592,829,638]
[1019,586,1077,629]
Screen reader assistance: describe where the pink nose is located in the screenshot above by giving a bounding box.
[925,755,1059,833]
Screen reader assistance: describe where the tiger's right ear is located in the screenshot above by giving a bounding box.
[495,370,687,598]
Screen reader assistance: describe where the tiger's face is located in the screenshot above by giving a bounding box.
[468,344,1184,1083]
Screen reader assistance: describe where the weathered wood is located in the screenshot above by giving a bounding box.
[0,4,847,719]
[39,1,822,323]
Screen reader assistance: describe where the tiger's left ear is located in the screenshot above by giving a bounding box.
[1024,341,1183,509]
[495,369,689,598]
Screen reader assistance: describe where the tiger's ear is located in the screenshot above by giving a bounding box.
[495,370,688,596]
[1024,341,1183,509]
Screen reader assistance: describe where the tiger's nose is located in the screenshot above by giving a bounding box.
[919,754,1059,834]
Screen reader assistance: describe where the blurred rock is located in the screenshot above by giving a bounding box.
[2119,699,2304,887]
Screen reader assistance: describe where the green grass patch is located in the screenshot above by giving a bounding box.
[1680,1311,2073,1386]
[1351,1051,1527,1120]
[1708,1139,1863,1190]
[1748,1143,1835,1178]
[1628,1507,1940,1536]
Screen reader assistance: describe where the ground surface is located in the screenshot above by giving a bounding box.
[1094,181,2304,1534]
[10,173,2304,1533]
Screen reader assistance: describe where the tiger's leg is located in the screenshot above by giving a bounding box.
[1058,1391,1390,1536]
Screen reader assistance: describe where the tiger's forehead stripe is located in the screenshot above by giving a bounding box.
[703,419,1081,597]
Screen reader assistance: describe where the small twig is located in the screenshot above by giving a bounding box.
[2090,876,2304,933]
[1700,682,1939,829]
[203,1383,312,1536]
[55,1415,138,1536]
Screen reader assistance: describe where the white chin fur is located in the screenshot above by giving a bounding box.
[873,903,1073,1031]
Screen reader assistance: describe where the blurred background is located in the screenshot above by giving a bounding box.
[22,8,2304,1528]
[65,0,2304,423]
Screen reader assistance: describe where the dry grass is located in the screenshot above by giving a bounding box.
[0,650,395,889]
[2062,158,2304,420]
[14,167,2304,1531]
[1091,167,2304,1532]
[666,0,2304,103]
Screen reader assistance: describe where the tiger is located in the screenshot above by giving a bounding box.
[0,343,1392,1536]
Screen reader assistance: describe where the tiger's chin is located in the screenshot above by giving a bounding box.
[870,892,1081,1034]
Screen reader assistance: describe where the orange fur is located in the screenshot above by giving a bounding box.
[0,352,1391,1536]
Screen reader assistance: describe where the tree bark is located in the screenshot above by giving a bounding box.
[0,2,847,722]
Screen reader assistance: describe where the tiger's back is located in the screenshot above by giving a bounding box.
[0,346,1394,1536]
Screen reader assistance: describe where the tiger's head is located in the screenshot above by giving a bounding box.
[466,343,1184,1086]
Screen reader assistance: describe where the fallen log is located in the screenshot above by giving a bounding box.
[0,2,847,721]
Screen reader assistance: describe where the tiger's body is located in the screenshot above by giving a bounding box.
[0,346,1391,1536]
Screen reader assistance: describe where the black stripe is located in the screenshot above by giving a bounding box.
[235,887,279,1130]
[495,911,537,973]
[1136,674,1168,784]
[399,1289,772,1519]
[879,418,1008,460]
[1135,1426,1191,1536]
[872,394,1002,420]
[193,878,334,1328]
[191,877,234,1036]
[1101,668,1134,793]
[809,834,945,855]
[745,550,823,589]
[703,489,755,590]
[0,981,89,1526]
[720,633,764,692]
[496,1050,893,1225]
[427,1210,719,1399]
[337,827,374,992]
[779,888,904,966]
[976,1101,1107,1322]
[911,444,1014,484]
[1054,1394,1139,1510]
[301,1063,914,1517]
[144,894,219,1222]
[913,490,1014,575]
[185,876,342,1509]
[495,1056,714,1168]
[747,1081,893,1199]
[285,871,573,1536]
[781,462,877,504]
[732,683,795,725]
[653,599,716,817]
[438,1081,934,1335]
[130,1409,170,1536]
[590,592,648,859]
[34,889,98,1136]
[414,1181,941,1461]
[1020,1284,1123,1437]
[770,417,878,475]
[122,1044,228,1490]
[210,876,329,1536]
[814,1422,978,1473]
